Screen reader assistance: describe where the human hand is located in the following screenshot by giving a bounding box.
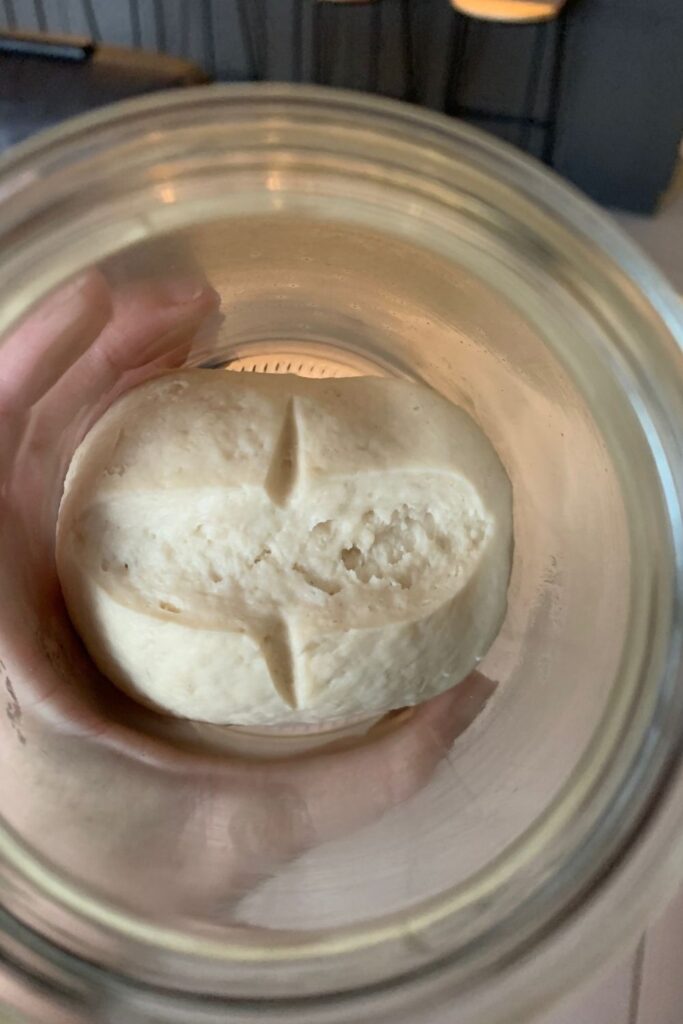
[0,271,496,916]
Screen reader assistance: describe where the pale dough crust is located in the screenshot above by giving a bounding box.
[56,371,513,725]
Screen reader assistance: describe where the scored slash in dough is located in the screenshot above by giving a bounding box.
[56,371,513,726]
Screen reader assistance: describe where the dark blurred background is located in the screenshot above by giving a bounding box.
[0,0,681,214]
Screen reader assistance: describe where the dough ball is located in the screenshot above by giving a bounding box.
[56,370,512,726]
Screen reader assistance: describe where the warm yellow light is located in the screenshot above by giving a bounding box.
[156,184,176,205]
[265,171,283,192]
[450,0,566,22]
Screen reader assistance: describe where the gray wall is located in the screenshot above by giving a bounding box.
[1,0,681,211]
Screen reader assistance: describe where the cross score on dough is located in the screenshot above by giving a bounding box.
[56,372,512,726]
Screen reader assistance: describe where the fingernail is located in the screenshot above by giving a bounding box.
[50,272,95,307]
[159,277,209,305]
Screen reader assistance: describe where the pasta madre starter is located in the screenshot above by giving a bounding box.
[56,371,513,726]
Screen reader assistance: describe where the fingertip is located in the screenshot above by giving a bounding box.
[0,269,113,415]
[413,672,499,749]
[155,277,220,308]
[50,268,110,309]
[110,276,220,319]
[71,270,113,327]
[102,277,221,370]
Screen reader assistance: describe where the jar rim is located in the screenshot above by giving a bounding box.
[1,83,682,1024]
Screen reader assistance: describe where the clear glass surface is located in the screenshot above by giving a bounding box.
[0,85,682,1024]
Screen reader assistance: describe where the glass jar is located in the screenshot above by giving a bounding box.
[0,84,682,1024]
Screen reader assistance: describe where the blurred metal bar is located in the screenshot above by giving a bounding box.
[201,0,216,75]
[236,0,266,79]
[292,0,303,81]
[153,0,166,51]
[33,0,46,30]
[2,0,16,28]
[400,0,417,102]
[542,7,568,164]
[127,0,141,48]
[311,0,324,84]
[80,0,100,41]
[519,19,545,149]
[445,12,471,116]
[368,0,381,92]
[180,0,190,48]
